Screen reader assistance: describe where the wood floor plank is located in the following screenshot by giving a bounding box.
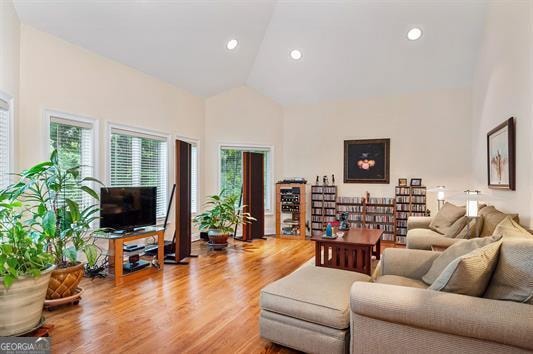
[45,237,314,354]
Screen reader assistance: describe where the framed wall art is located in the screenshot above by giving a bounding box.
[344,138,390,184]
[410,178,422,187]
[487,117,515,190]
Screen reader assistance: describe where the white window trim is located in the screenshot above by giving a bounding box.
[217,142,275,215]
[42,109,100,179]
[106,122,172,222]
[0,90,15,185]
[176,134,201,216]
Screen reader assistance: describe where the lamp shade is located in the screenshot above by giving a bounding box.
[428,186,448,201]
[465,190,480,217]
[448,190,483,217]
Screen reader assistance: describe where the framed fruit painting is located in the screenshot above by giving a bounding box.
[344,138,390,184]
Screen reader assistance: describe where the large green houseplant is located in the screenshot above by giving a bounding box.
[0,195,54,336]
[3,151,102,300]
[193,191,256,248]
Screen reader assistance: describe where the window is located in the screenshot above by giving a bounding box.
[0,97,11,189]
[109,127,168,218]
[49,114,96,209]
[219,146,272,211]
[191,144,198,213]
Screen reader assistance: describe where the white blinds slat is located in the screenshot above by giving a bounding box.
[110,131,168,218]
[50,120,94,210]
[0,104,10,189]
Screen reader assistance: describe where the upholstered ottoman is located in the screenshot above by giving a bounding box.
[260,261,371,354]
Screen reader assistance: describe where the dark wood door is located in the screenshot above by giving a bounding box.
[174,139,191,261]
[242,152,264,240]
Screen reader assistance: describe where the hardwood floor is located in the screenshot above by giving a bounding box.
[46,237,315,354]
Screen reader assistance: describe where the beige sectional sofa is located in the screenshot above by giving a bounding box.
[406,204,519,250]
[260,232,533,354]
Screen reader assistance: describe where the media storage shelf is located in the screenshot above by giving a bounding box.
[394,186,427,245]
[311,185,337,236]
[335,194,396,242]
[276,183,307,239]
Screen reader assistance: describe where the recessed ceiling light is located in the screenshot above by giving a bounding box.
[290,49,302,60]
[407,27,422,41]
[226,39,238,50]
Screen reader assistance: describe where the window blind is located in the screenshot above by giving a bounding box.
[191,145,198,213]
[220,147,271,211]
[49,117,94,209]
[0,98,10,189]
[110,129,168,218]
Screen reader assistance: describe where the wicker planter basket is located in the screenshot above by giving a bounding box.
[208,233,229,245]
[46,262,84,300]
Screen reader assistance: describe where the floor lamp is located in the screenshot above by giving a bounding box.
[449,189,484,239]
[428,186,448,211]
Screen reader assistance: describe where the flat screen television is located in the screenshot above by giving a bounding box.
[100,187,157,232]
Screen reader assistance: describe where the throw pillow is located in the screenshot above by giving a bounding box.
[492,216,533,239]
[443,216,468,238]
[479,206,519,237]
[429,203,466,235]
[422,234,502,285]
[429,241,502,296]
[484,238,533,303]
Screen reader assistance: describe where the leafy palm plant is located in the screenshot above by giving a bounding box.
[2,150,103,267]
[193,192,256,234]
[0,197,53,288]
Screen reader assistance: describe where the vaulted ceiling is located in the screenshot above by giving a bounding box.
[14,0,487,105]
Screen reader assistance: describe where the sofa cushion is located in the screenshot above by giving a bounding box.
[422,234,502,285]
[406,228,462,250]
[492,216,533,239]
[484,238,533,304]
[375,275,427,289]
[455,217,484,239]
[429,241,502,296]
[429,203,466,235]
[479,206,519,237]
[260,263,370,330]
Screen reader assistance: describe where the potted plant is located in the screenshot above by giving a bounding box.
[193,192,256,249]
[4,151,102,301]
[0,196,54,336]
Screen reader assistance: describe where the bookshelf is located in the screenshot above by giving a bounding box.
[336,193,396,242]
[395,186,427,245]
[311,185,337,236]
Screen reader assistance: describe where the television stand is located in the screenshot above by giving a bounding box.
[112,226,147,235]
[95,227,165,286]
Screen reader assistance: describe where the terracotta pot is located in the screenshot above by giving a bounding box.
[208,229,229,245]
[46,262,84,300]
[0,265,55,336]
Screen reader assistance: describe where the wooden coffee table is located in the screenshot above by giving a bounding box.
[310,228,383,275]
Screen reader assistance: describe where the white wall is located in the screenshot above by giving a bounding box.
[471,1,533,227]
[204,86,284,235]
[0,0,20,166]
[18,25,205,239]
[283,88,473,216]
